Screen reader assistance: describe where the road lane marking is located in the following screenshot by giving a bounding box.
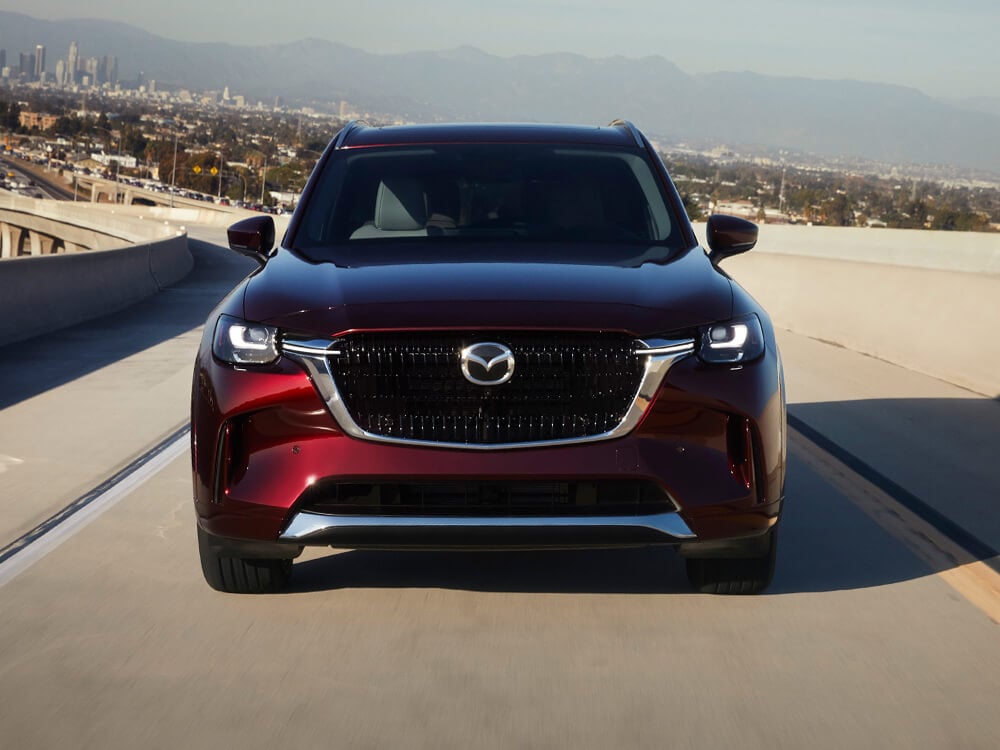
[0,426,189,589]
[4,411,998,622]
[790,420,1000,625]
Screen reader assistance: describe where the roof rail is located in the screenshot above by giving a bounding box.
[333,120,371,149]
[608,119,643,148]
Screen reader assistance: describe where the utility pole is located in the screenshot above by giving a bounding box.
[170,130,178,208]
[217,150,224,200]
[260,155,267,205]
[779,166,786,214]
[114,134,122,204]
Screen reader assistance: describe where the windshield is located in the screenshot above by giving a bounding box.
[291,143,684,264]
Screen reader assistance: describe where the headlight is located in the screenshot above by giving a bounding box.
[212,314,279,365]
[698,313,765,365]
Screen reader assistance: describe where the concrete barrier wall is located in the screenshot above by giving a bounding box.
[1,202,996,396]
[0,195,161,246]
[107,204,291,234]
[713,224,1000,397]
[0,195,193,347]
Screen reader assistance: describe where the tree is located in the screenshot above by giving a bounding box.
[265,160,310,193]
[681,193,703,221]
[120,123,148,159]
[50,114,86,137]
[0,100,21,130]
[821,193,854,227]
[931,210,988,232]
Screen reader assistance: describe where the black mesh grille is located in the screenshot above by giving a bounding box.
[298,481,673,517]
[327,332,645,444]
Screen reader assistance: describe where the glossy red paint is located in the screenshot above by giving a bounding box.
[192,332,784,544]
[191,120,786,594]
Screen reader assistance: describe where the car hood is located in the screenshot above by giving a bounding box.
[243,244,733,337]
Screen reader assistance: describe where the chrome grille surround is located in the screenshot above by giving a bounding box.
[282,332,694,450]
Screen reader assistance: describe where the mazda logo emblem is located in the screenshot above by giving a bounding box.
[460,342,515,386]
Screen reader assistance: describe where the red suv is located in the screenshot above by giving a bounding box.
[191,120,785,594]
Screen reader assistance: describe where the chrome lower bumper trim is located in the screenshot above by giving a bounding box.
[280,510,696,542]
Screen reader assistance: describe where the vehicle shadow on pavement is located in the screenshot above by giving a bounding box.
[0,238,253,410]
[286,396,999,596]
[772,396,1000,594]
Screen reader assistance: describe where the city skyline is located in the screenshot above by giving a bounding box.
[0,36,119,88]
[0,1,997,100]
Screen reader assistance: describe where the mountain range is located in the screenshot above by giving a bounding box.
[2,10,998,174]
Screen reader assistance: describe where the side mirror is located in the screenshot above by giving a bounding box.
[227,215,275,267]
[706,214,758,266]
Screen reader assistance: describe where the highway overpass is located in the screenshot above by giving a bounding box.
[3,154,249,211]
[74,173,245,211]
[0,193,287,346]
[0,213,998,749]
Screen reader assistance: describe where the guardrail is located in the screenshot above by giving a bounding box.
[0,194,193,347]
[717,223,1000,397]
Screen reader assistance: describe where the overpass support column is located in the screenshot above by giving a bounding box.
[13,226,27,257]
[29,230,43,257]
[0,222,11,259]
[39,234,57,255]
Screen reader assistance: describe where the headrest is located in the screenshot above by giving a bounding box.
[375,177,427,230]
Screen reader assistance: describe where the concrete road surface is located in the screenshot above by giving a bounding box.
[1,231,998,749]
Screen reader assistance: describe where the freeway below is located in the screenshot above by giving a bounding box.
[0,156,75,201]
[0,229,998,749]
[1,153,239,211]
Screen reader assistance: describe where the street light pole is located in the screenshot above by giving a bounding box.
[217,150,223,201]
[223,170,248,203]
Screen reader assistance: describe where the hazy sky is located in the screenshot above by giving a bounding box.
[3,0,998,98]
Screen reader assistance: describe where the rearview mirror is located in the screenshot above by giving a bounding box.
[227,215,275,267]
[706,214,758,266]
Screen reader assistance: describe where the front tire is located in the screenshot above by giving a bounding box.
[197,526,292,594]
[685,527,778,595]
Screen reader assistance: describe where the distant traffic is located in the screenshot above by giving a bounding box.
[0,147,287,214]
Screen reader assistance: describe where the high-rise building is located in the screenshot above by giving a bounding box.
[34,44,45,78]
[0,49,6,71]
[103,55,118,86]
[67,41,78,85]
[55,60,65,87]
[19,53,35,78]
[84,57,99,84]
